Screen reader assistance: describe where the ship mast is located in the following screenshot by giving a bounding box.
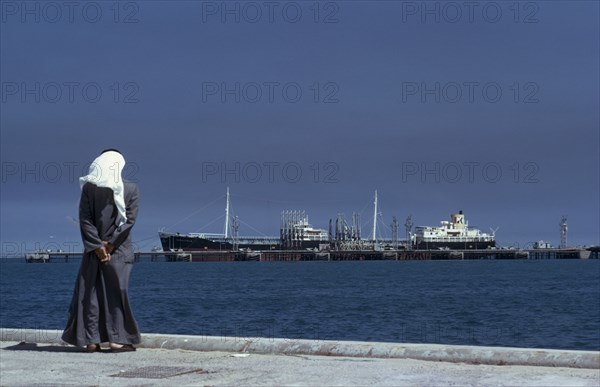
[372,190,378,241]
[224,187,230,238]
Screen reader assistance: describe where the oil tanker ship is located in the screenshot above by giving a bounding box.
[159,189,329,252]
[158,218,329,252]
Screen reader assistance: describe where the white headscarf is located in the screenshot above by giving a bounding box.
[79,151,127,227]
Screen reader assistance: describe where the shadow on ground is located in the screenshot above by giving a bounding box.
[3,342,85,353]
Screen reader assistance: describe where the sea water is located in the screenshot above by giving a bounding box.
[1,259,598,350]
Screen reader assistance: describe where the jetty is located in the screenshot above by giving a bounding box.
[23,246,599,263]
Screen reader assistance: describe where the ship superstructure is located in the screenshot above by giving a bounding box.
[280,210,329,250]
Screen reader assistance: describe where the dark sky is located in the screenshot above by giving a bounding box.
[1,1,598,255]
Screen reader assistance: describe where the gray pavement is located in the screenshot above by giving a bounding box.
[1,329,599,386]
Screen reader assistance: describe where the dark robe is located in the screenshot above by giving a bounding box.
[62,181,141,346]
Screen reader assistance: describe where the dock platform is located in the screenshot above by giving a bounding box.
[25,247,599,263]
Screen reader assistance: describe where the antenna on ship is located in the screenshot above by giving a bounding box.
[372,190,378,242]
[224,187,230,238]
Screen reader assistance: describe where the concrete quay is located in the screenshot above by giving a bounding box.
[1,329,599,386]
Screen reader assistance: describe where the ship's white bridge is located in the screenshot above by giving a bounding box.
[412,235,495,243]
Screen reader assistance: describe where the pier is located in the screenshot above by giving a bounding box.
[26,247,599,263]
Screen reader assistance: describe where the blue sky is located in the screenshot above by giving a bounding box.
[1,1,598,255]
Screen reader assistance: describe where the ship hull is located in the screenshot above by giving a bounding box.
[160,233,278,252]
[160,234,322,261]
[161,233,496,252]
[415,240,496,250]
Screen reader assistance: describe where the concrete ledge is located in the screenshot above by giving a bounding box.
[2,328,598,369]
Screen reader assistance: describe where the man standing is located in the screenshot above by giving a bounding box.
[62,149,141,352]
